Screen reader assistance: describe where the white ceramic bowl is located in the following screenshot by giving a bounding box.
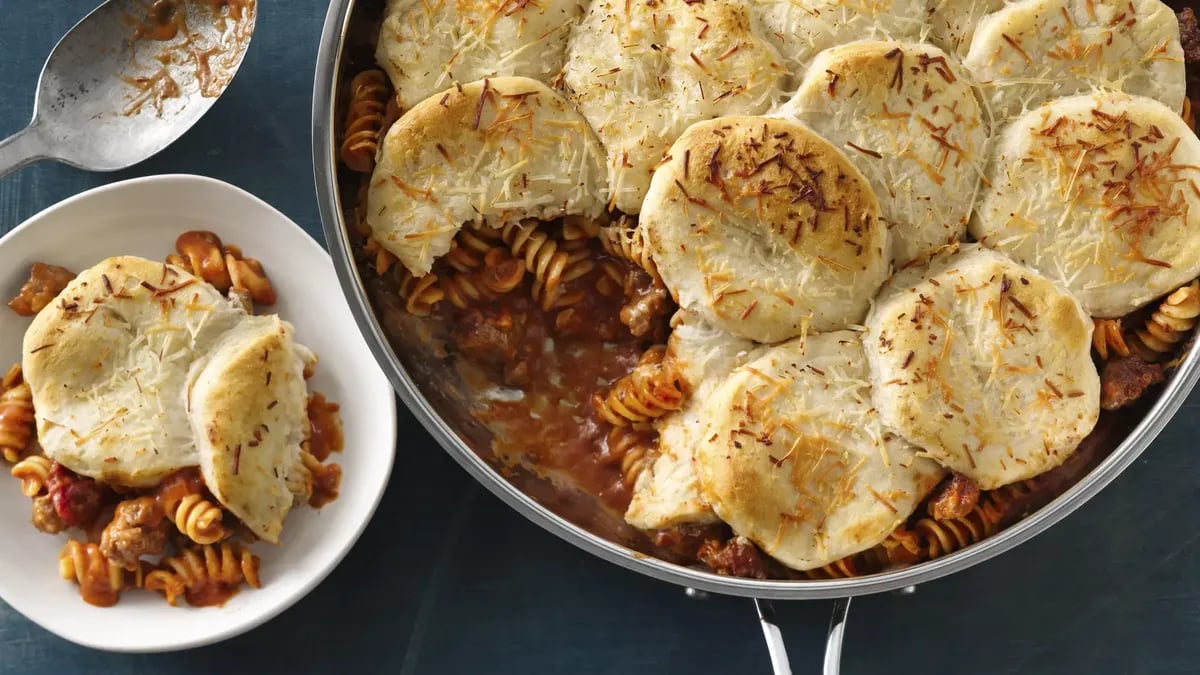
[0,174,396,652]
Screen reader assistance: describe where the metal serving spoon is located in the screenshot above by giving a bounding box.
[0,0,256,179]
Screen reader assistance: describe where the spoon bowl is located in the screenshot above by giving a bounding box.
[0,0,256,177]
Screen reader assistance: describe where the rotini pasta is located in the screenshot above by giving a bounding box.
[171,230,232,291]
[594,259,626,298]
[165,493,228,545]
[171,231,277,305]
[1,363,20,390]
[363,235,398,276]
[158,542,261,607]
[1132,281,1200,362]
[606,427,657,489]
[0,376,34,463]
[593,346,685,429]
[444,231,497,273]
[440,271,499,310]
[804,545,892,580]
[59,540,130,607]
[300,449,343,508]
[11,454,52,497]
[561,214,602,242]
[225,254,277,306]
[478,248,526,295]
[340,69,390,173]
[599,220,658,281]
[900,501,1004,561]
[144,569,187,607]
[398,272,446,316]
[1093,318,1132,361]
[805,478,1043,579]
[501,220,593,311]
[351,178,401,275]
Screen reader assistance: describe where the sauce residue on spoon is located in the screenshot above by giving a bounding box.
[131,0,187,41]
[121,65,182,116]
[120,0,256,116]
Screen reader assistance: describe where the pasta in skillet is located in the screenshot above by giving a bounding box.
[335,0,1200,580]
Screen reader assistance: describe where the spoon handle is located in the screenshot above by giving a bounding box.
[0,124,48,180]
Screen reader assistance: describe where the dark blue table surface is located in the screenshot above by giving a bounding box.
[2,2,1199,673]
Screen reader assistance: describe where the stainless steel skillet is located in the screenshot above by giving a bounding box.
[310,1,1200,670]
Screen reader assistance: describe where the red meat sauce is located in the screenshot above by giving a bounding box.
[451,279,648,515]
[391,243,789,573]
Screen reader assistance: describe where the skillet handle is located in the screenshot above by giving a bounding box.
[823,597,852,675]
[753,598,792,674]
[751,596,852,675]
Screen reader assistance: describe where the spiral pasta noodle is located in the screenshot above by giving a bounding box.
[398,272,446,316]
[593,346,685,429]
[606,427,657,489]
[351,178,398,276]
[1132,281,1200,362]
[478,248,526,295]
[561,214,601,242]
[444,231,497,273]
[170,230,231,291]
[225,255,277,306]
[59,540,130,607]
[0,378,34,464]
[804,545,893,580]
[299,449,343,508]
[805,477,1044,579]
[599,220,658,281]
[11,454,52,497]
[501,220,594,311]
[902,501,1005,560]
[158,542,261,607]
[440,272,498,309]
[340,70,390,173]
[531,247,593,312]
[144,569,187,607]
[363,235,398,276]
[163,493,228,545]
[594,260,627,298]
[2,363,20,390]
[1092,318,1132,361]
[171,231,277,305]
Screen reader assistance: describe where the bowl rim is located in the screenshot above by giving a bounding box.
[0,173,398,650]
[311,0,1200,599]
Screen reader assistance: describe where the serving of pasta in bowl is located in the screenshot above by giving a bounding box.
[313,0,1200,668]
[0,174,396,652]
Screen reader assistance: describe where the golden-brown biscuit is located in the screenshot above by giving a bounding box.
[642,116,890,342]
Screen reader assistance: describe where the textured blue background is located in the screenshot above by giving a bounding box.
[1,2,1199,673]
